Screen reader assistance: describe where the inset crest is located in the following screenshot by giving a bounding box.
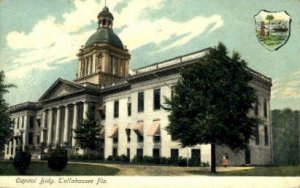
[254,10,291,51]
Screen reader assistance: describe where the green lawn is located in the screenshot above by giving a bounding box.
[188,166,300,176]
[0,161,119,176]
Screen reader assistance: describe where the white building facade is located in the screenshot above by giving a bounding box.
[4,6,272,166]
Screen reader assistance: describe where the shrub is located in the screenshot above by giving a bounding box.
[143,156,154,164]
[160,157,168,165]
[48,146,68,171]
[201,162,210,167]
[13,150,31,174]
[177,157,187,167]
[167,157,179,165]
[120,155,129,163]
[70,152,104,161]
[131,155,137,163]
[188,158,200,166]
[113,155,122,162]
[106,155,113,161]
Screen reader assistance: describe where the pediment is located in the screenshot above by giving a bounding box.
[39,79,83,101]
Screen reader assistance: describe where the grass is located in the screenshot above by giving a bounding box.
[1,161,298,176]
[258,33,287,48]
[188,166,300,176]
[0,161,119,176]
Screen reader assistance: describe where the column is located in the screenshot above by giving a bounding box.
[72,103,78,147]
[104,53,109,72]
[63,105,69,144]
[22,131,26,151]
[4,144,7,158]
[40,111,46,143]
[8,141,12,156]
[12,138,16,156]
[78,60,82,78]
[86,59,89,75]
[83,101,89,120]
[55,107,61,145]
[47,109,53,146]
[90,56,94,74]
[93,54,96,72]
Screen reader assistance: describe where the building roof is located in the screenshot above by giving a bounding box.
[85,28,124,49]
[8,102,40,113]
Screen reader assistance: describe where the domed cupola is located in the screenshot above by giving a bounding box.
[75,5,131,86]
[84,6,124,49]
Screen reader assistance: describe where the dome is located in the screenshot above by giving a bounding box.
[84,28,124,49]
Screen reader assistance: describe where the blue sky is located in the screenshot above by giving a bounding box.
[0,0,299,110]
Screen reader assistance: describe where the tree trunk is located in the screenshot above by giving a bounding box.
[211,143,216,173]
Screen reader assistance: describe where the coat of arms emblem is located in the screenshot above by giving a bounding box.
[254,10,291,51]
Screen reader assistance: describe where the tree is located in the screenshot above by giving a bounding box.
[272,109,299,165]
[0,71,14,157]
[163,43,259,172]
[74,109,102,155]
[265,14,274,36]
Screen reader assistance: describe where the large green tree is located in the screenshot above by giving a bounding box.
[164,43,259,172]
[74,109,102,154]
[272,109,299,165]
[0,71,14,157]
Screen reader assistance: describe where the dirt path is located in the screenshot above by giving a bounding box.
[69,162,253,176]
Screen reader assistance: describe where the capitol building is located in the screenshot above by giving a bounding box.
[4,6,272,166]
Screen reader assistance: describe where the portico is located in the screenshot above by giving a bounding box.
[38,78,100,152]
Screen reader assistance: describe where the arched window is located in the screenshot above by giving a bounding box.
[103,19,107,27]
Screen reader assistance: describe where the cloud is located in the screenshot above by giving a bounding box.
[5,0,224,79]
[272,71,300,99]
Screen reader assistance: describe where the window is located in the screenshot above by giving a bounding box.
[99,105,106,120]
[29,116,35,129]
[114,100,119,118]
[255,125,260,145]
[153,88,161,110]
[37,135,40,144]
[263,99,268,118]
[37,119,41,128]
[127,148,130,159]
[6,147,9,154]
[20,133,23,145]
[112,148,118,157]
[254,98,259,116]
[264,126,269,146]
[126,129,131,142]
[191,149,201,161]
[245,147,251,164]
[153,148,160,158]
[127,102,131,116]
[137,134,144,143]
[137,92,144,113]
[28,132,34,145]
[113,137,119,144]
[153,135,161,143]
[171,149,179,158]
[137,148,143,160]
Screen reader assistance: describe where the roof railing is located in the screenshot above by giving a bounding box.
[132,49,209,75]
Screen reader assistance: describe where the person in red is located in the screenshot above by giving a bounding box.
[222,154,229,167]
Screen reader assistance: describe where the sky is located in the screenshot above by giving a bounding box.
[0,0,299,110]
